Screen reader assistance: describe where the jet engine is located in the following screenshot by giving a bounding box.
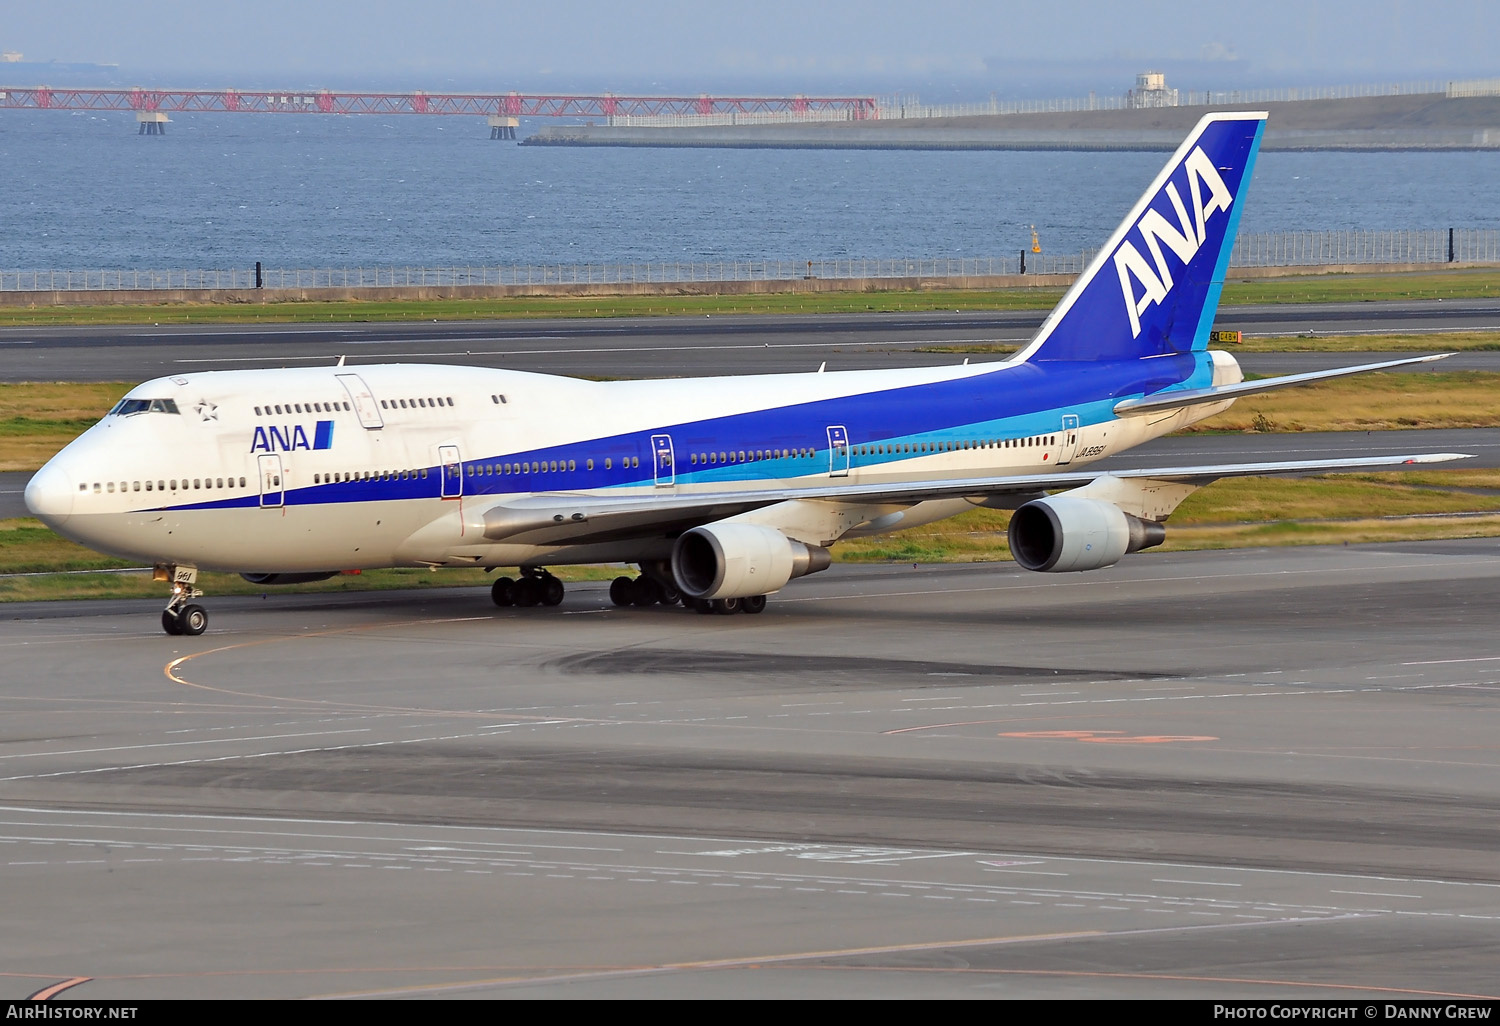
[672,523,831,600]
[1007,496,1165,573]
[238,572,340,585]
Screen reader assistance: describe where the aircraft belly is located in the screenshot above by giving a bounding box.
[61,500,446,573]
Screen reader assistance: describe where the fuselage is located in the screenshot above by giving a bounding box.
[24,353,1239,574]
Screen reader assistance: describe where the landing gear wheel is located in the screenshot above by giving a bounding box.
[179,604,208,636]
[740,594,767,614]
[631,577,661,607]
[157,565,206,636]
[540,576,565,607]
[609,576,633,607]
[692,598,715,615]
[660,583,682,606]
[512,577,541,607]
[491,577,516,607]
[713,597,741,615]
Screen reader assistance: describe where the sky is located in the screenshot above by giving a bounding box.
[4,1,1497,99]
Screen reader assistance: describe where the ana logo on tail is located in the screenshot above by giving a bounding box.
[1114,147,1235,338]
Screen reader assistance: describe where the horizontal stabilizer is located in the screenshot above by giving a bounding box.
[1112,353,1453,416]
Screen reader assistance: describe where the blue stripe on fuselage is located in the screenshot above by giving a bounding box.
[154,352,1211,512]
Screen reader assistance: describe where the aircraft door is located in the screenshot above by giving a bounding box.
[258,454,284,508]
[651,434,675,488]
[336,373,384,429]
[439,445,462,499]
[826,425,850,477]
[1057,414,1081,465]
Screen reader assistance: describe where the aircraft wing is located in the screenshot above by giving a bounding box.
[478,450,1471,545]
[1112,353,1452,416]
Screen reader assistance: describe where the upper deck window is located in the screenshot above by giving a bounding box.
[110,398,180,416]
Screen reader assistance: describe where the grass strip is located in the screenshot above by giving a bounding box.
[1,269,1497,326]
[5,472,1500,600]
[1187,370,1500,433]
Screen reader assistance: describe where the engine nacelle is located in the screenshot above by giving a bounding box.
[672,523,831,600]
[1007,496,1165,573]
[238,572,339,585]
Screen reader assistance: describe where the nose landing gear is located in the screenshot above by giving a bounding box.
[157,564,208,636]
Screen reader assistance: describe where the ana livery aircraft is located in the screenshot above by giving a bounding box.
[24,111,1466,635]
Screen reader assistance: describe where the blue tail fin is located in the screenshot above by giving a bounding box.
[1017,111,1267,364]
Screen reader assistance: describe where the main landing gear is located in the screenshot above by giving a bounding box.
[608,574,681,608]
[486,568,767,615]
[158,564,208,636]
[608,574,766,615]
[490,567,565,608]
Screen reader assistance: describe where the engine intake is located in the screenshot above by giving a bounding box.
[672,523,831,600]
[1007,496,1165,573]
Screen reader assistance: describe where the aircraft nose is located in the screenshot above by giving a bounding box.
[25,462,75,522]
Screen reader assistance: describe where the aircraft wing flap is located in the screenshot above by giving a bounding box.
[1113,353,1453,416]
[476,451,1472,542]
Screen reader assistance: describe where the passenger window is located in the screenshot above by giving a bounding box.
[605,458,612,470]
[587,459,594,471]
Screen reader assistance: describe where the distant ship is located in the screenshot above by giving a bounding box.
[1,51,120,86]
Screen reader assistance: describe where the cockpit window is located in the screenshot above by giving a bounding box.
[110,398,181,416]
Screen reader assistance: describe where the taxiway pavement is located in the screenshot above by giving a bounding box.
[1,299,1497,382]
[2,544,1499,998]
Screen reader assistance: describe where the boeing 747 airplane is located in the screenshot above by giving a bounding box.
[24,111,1466,635]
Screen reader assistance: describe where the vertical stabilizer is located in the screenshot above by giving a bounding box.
[1015,111,1267,364]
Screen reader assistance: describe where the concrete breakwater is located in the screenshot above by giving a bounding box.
[524,95,1500,151]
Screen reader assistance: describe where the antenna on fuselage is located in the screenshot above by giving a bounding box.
[337,355,346,367]
[817,362,826,373]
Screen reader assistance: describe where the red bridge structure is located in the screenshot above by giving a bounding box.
[0,86,880,136]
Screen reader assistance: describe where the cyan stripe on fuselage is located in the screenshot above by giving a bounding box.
[155,350,1215,513]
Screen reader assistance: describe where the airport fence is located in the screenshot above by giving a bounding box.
[1229,228,1500,266]
[3,229,1498,293]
